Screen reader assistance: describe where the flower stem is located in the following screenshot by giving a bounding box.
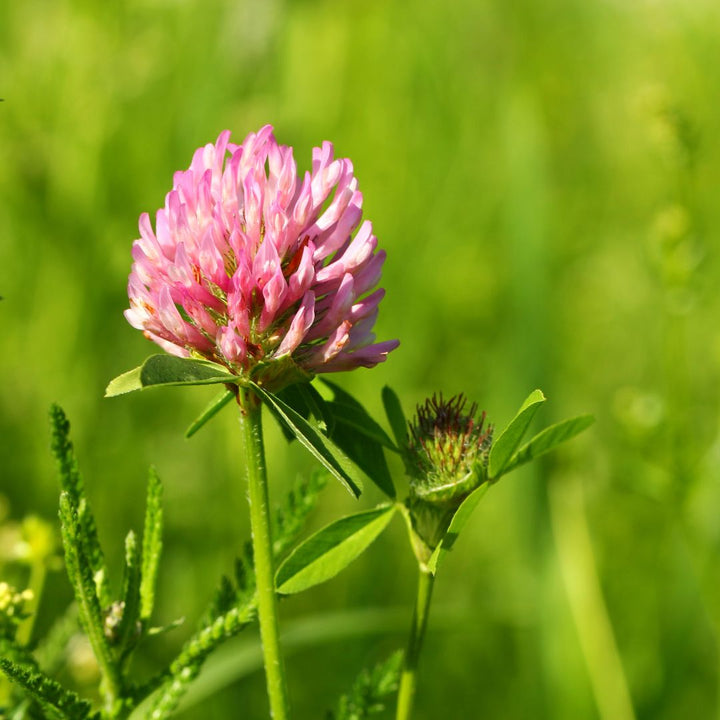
[396,567,435,720]
[239,388,290,720]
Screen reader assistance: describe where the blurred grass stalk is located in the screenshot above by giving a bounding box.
[549,474,636,720]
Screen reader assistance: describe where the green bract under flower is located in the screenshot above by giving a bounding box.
[407,394,492,505]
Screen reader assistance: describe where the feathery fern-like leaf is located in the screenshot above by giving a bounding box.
[140,468,163,624]
[0,658,93,720]
[329,650,404,720]
[273,470,328,559]
[58,492,121,698]
[49,405,111,607]
[147,602,256,719]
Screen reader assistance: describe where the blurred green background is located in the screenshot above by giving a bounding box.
[3,0,720,717]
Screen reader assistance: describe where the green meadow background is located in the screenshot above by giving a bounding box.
[3,0,720,717]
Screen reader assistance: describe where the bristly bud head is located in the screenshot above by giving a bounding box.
[407,393,492,505]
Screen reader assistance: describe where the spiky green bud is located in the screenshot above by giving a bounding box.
[407,394,492,504]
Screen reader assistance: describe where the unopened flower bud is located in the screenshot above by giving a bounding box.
[407,393,492,505]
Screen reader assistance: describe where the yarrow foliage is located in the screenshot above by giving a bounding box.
[408,394,492,504]
[125,125,398,390]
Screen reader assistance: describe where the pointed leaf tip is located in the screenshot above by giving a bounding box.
[382,385,408,449]
[106,354,237,397]
[489,389,547,479]
[105,365,143,396]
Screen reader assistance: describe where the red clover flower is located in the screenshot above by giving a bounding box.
[125,126,398,390]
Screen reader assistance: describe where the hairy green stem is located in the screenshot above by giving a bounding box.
[395,567,435,720]
[239,389,290,720]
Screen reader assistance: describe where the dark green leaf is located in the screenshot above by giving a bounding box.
[426,483,491,575]
[185,389,236,438]
[106,355,236,397]
[489,389,546,479]
[280,381,395,497]
[329,421,395,499]
[320,381,396,497]
[322,380,396,450]
[381,386,408,450]
[276,505,397,594]
[502,414,595,475]
[249,382,363,497]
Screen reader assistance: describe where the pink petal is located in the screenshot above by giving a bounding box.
[275,292,316,356]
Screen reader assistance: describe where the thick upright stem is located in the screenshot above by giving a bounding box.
[239,388,290,720]
[396,567,435,720]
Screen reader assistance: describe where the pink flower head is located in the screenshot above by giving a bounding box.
[125,126,399,390]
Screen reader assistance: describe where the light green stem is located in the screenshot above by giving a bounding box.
[239,389,290,720]
[395,567,435,720]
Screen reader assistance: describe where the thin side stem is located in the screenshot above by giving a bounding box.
[238,388,290,720]
[396,567,435,720]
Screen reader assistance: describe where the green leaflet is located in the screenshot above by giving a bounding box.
[502,414,595,475]
[280,380,396,498]
[321,380,396,450]
[426,483,491,575]
[276,505,397,594]
[329,420,395,499]
[489,389,546,479]
[382,385,408,450]
[249,381,364,498]
[105,355,236,397]
[321,380,396,498]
